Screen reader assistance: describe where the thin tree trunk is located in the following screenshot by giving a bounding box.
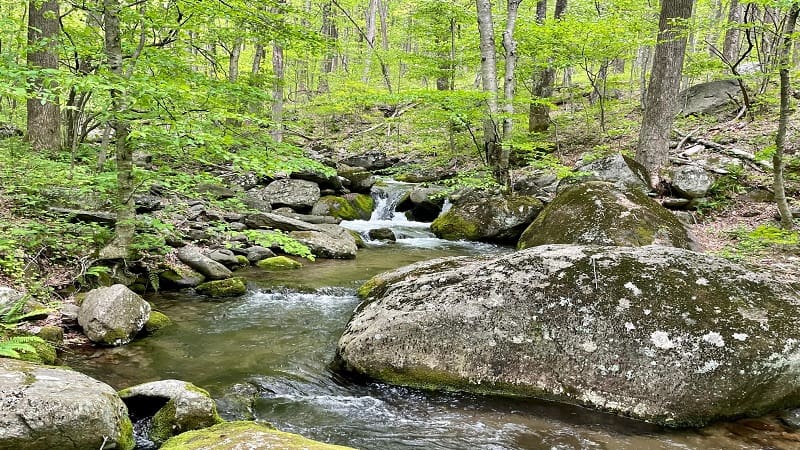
[229,38,242,83]
[100,0,135,259]
[476,0,503,185]
[502,0,522,142]
[722,0,741,62]
[529,0,567,133]
[27,0,61,152]
[272,43,284,142]
[774,4,799,230]
[319,1,336,92]
[362,0,378,82]
[635,0,694,188]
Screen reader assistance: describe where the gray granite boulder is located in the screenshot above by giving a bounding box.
[260,179,321,212]
[671,165,714,199]
[78,284,151,346]
[177,247,232,280]
[431,193,543,244]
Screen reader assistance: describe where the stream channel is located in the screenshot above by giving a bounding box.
[67,181,774,449]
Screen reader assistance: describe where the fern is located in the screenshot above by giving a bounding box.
[0,335,46,359]
[1,295,52,325]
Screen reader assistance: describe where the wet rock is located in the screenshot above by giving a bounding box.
[780,409,800,430]
[518,181,698,250]
[256,256,303,270]
[560,154,650,192]
[119,379,222,446]
[244,212,322,232]
[337,245,800,427]
[244,246,276,263]
[196,183,236,200]
[337,165,376,194]
[260,179,321,212]
[274,210,342,225]
[431,193,543,245]
[291,168,343,191]
[339,151,398,171]
[177,247,232,280]
[195,277,247,298]
[78,284,151,346]
[672,165,714,199]
[0,359,134,450]
[143,311,172,334]
[368,228,396,241]
[160,421,353,450]
[207,249,241,268]
[680,79,741,116]
[289,225,358,259]
[396,187,445,222]
[312,194,375,220]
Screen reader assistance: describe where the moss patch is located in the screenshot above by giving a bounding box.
[144,311,173,334]
[160,421,355,449]
[256,256,303,271]
[195,277,247,298]
[313,194,374,220]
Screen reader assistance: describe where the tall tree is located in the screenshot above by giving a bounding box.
[27,0,61,152]
[476,0,503,184]
[636,0,694,188]
[528,0,567,132]
[774,2,799,230]
[501,0,522,142]
[99,0,135,259]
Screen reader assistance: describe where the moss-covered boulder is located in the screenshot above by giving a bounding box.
[311,193,375,220]
[256,256,303,270]
[144,311,173,334]
[336,245,800,427]
[195,277,247,298]
[119,379,223,446]
[518,181,698,250]
[430,193,543,244]
[0,359,134,450]
[160,421,355,450]
[160,263,206,289]
[337,165,375,194]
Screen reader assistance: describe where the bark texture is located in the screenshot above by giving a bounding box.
[476,0,503,185]
[774,4,799,230]
[27,0,61,152]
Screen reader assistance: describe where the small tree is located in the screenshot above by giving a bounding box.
[774,2,799,230]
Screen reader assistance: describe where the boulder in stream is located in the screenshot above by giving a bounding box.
[160,421,354,450]
[256,256,303,270]
[0,359,134,450]
[195,277,247,298]
[290,224,359,259]
[312,193,375,220]
[78,284,151,346]
[260,179,321,212]
[119,379,222,445]
[336,245,800,427]
[177,247,233,281]
[430,193,543,244]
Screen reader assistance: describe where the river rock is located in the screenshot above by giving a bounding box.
[160,421,354,450]
[560,154,650,192]
[244,245,276,263]
[311,194,375,220]
[680,79,741,116]
[518,181,698,250]
[207,249,241,268]
[339,151,397,171]
[671,165,714,199]
[195,277,247,298]
[338,165,375,194]
[119,379,222,445]
[396,187,445,222]
[291,168,343,191]
[244,212,322,232]
[0,359,134,450]
[78,284,151,346]
[177,247,232,280]
[260,179,321,212]
[430,193,543,244]
[337,245,800,427]
[160,263,206,289]
[290,224,358,259]
[257,256,303,270]
[368,228,396,241]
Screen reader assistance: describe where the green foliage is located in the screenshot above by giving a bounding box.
[0,296,49,361]
[241,230,314,261]
[696,164,747,214]
[718,224,800,261]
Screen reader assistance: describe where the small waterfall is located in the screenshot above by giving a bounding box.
[369,182,411,221]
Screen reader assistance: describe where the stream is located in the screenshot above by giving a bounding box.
[66,181,780,449]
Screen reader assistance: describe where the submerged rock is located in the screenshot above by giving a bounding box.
[160,421,354,450]
[119,379,222,445]
[518,181,698,250]
[0,359,134,450]
[78,284,151,346]
[144,311,173,334]
[257,256,303,270]
[195,277,247,298]
[430,193,543,244]
[337,245,800,427]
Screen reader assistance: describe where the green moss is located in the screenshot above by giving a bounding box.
[356,277,385,299]
[144,311,172,334]
[35,326,64,344]
[314,194,374,220]
[235,255,250,266]
[430,211,481,241]
[256,256,303,271]
[195,277,247,298]
[117,415,135,450]
[151,399,178,444]
[160,421,355,450]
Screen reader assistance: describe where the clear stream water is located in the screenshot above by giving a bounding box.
[66,182,788,449]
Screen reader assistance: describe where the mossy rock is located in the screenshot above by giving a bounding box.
[311,194,374,220]
[34,326,64,345]
[517,181,699,250]
[17,339,57,365]
[160,263,205,289]
[144,311,173,334]
[256,256,303,271]
[160,421,355,450]
[195,277,247,298]
[235,255,250,266]
[430,193,543,244]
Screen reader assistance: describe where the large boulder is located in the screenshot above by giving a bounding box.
[430,193,543,244]
[78,284,151,346]
[160,421,354,450]
[518,181,698,250]
[260,179,321,212]
[560,154,650,192]
[337,165,375,194]
[177,247,233,280]
[119,379,222,445]
[311,194,375,220]
[339,151,398,171]
[289,224,358,259]
[671,165,714,199]
[244,212,322,232]
[396,187,446,222]
[195,277,247,298]
[680,79,741,116]
[0,359,134,450]
[336,245,800,427]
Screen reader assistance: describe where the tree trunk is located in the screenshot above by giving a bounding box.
[229,38,242,83]
[635,0,694,188]
[476,0,504,186]
[272,42,284,143]
[27,0,61,153]
[723,0,742,62]
[319,1,337,93]
[502,0,522,143]
[528,0,567,133]
[774,3,799,230]
[362,0,378,82]
[100,0,135,260]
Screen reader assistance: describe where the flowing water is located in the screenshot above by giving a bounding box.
[66,181,791,449]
